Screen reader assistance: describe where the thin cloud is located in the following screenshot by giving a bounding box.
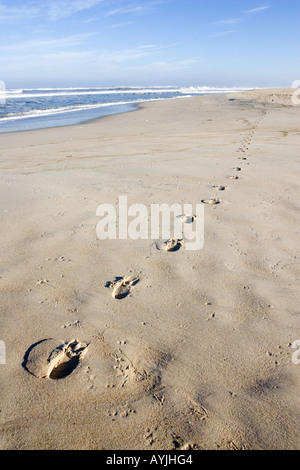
[43,50,97,61]
[124,57,201,73]
[0,0,105,22]
[105,6,148,16]
[109,21,135,29]
[211,29,240,38]
[97,43,176,64]
[0,1,40,21]
[245,5,270,14]
[215,17,243,25]
[105,1,163,17]
[0,33,97,51]
[98,45,160,63]
[45,0,104,19]
[213,4,270,36]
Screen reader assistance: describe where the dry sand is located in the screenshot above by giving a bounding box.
[0,88,299,450]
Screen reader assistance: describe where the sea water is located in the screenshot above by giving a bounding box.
[0,86,253,133]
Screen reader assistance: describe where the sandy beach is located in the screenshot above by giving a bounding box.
[0,88,299,450]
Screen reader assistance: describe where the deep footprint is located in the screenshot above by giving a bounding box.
[48,340,88,379]
[165,238,183,251]
[23,338,89,379]
[180,214,196,223]
[106,276,139,299]
[155,238,183,252]
[201,198,220,205]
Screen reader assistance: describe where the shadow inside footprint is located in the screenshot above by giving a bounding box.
[201,198,220,205]
[23,338,89,379]
[48,340,88,380]
[165,238,183,252]
[49,354,80,379]
[176,214,196,224]
[107,276,139,299]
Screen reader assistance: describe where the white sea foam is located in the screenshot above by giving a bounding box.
[179,86,256,94]
[0,98,148,122]
[4,86,254,99]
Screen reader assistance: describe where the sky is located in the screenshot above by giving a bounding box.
[0,0,299,88]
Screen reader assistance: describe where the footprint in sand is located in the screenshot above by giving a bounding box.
[106,276,139,299]
[228,175,239,180]
[22,338,89,379]
[233,167,242,171]
[201,198,221,205]
[213,185,226,191]
[155,238,183,252]
[164,238,183,251]
[180,214,196,223]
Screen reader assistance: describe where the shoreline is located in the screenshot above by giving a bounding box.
[0,88,299,450]
[0,101,140,135]
[0,87,293,137]
[0,85,259,136]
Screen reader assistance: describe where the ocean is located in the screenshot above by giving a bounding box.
[0,86,252,133]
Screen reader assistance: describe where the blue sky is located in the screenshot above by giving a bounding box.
[0,0,299,87]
